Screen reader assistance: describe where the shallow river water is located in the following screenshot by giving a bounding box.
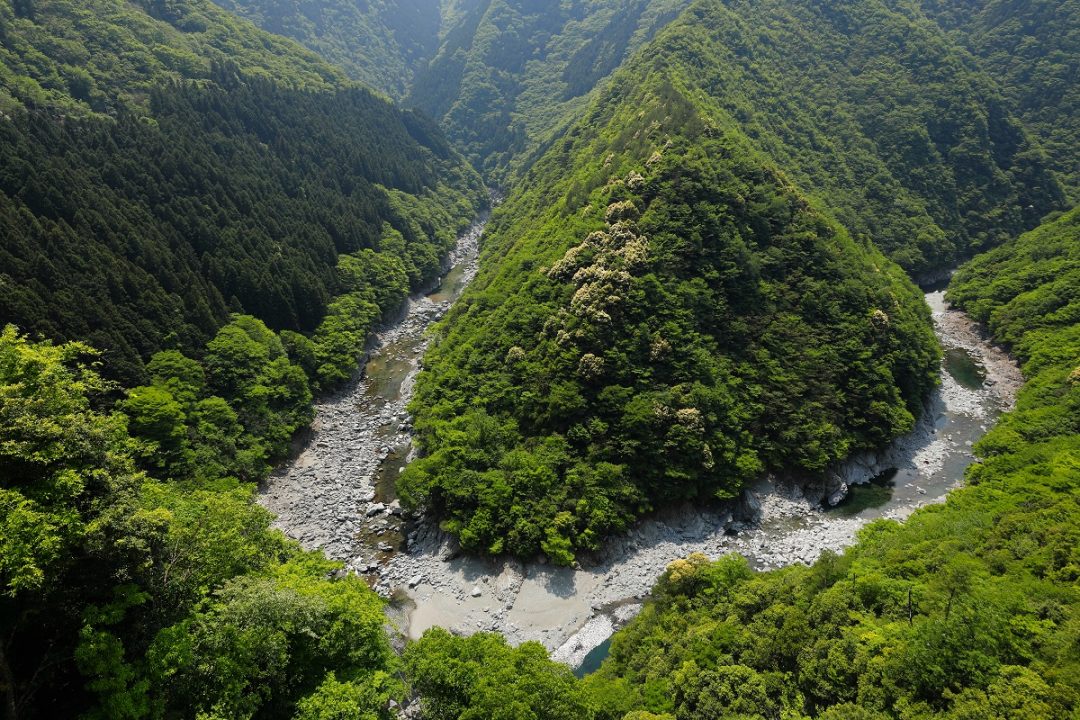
[261,223,1022,673]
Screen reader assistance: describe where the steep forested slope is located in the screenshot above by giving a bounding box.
[407,0,1066,270]
[567,207,1080,720]
[407,0,693,181]
[0,0,485,383]
[632,0,1063,275]
[0,2,485,716]
[208,0,476,98]
[916,0,1080,199]
[399,33,941,562]
[0,0,343,113]
[398,0,1069,562]
[217,0,1065,271]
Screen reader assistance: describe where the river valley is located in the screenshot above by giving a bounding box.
[260,221,1023,673]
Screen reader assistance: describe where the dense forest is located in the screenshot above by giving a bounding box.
[618,0,1063,276]
[399,58,941,560]
[387,208,1080,720]
[406,0,693,182]
[0,0,485,383]
[570,205,1080,720]
[916,0,1080,198]
[208,0,461,98]
[0,0,488,716]
[398,0,1067,562]
[1,0,1077,717]
[220,0,697,184]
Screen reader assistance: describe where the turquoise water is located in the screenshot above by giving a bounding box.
[826,468,897,517]
[944,348,985,390]
[574,638,613,678]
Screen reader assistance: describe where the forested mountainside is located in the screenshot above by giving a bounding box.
[560,206,1080,720]
[233,0,1067,257]
[0,0,485,383]
[406,0,693,182]
[0,0,344,112]
[394,208,1080,719]
[916,0,1080,198]
[399,36,941,562]
[208,0,473,98]
[397,0,1068,562]
[220,0,1067,262]
[2,0,1078,717]
[617,0,1063,276]
[0,0,483,716]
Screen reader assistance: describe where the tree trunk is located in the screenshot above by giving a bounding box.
[0,643,18,720]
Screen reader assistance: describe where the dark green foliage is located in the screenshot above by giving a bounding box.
[407,0,692,183]
[917,0,1080,198]
[0,76,483,383]
[209,0,464,99]
[0,0,485,384]
[0,4,482,713]
[406,0,1063,272]
[583,209,1080,718]
[638,0,1063,275]
[400,65,940,562]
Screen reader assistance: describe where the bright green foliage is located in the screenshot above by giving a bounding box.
[405,628,597,720]
[147,555,396,719]
[401,38,940,562]
[582,209,1080,717]
[0,0,343,116]
[632,0,1062,274]
[0,325,402,719]
[120,315,312,482]
[0,325,131,596]
[313,248,411,388]
[294,672,400,720]
[0,0,485,383]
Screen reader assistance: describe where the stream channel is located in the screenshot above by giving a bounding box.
[260,221,1023,675]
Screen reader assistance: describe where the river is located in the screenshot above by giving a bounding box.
[260,222,1022,674]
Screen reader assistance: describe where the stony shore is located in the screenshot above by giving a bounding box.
[262,235,1022,671]
[257,219,485,565]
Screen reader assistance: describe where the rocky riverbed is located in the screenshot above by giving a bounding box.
[263,244,1021,672]
[258,218,485,566]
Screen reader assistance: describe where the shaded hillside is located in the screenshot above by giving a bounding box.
[630,0,1063,275]
[209,0,478,98]
[407,0,692,182]
[0,0,485,383]
[917,0,1080,198]
[406,0,1064,272]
